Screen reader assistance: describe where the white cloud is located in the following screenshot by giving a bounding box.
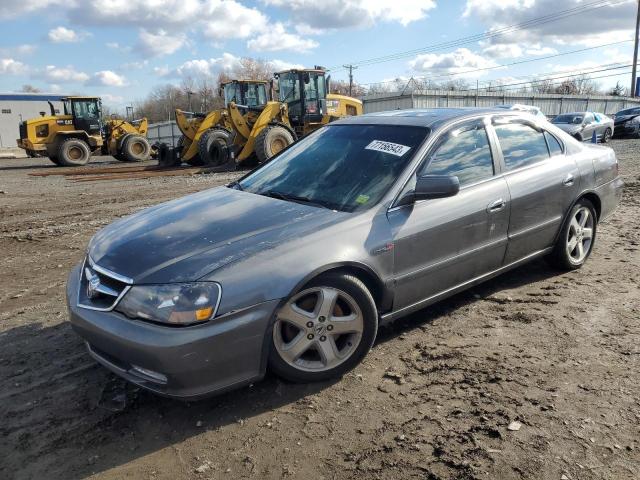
[0,58,28,75]
[39,65,90,83]
[136,29,187,57]
[100,93,125,105]
[269,59,305,71]
[48,26,86,43]
[409,48,499,78]
[464,0,636,47]
[88,70,128,87]
[173,53,244,77]
[0,0,69,19]
[201,0,268,39]
[247,23,318,52]
[482,44,523,59]
[525,45,558,56]
[263,0,436,29]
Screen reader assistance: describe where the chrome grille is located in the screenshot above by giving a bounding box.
[77,257,132,311]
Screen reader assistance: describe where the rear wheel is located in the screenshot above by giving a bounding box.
[48,155,61,166]
[548,198,597,270]
[57,138,91,166]
[122,135,151,162]
[254,124,295,163]
[269,273,378,383]
[197,128,233,167]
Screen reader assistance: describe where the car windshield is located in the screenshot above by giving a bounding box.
[553,114,583,124]
[238,124,428,212]
[617,108,640,116]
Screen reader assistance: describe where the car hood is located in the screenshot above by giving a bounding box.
[614,114,639,125]
[88,187,346,283]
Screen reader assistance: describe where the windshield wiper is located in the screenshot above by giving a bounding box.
[260,190,332,210]
[227,181,243,191]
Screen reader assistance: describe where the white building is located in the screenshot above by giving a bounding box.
[0,93,67,148]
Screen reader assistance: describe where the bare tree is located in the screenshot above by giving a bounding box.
[21,84,41,93]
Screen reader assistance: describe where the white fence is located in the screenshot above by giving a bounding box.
[362,91,640,116]
[146,120,181,147]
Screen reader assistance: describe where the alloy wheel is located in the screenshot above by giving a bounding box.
[273,286,364,372]
[566,206,594,264]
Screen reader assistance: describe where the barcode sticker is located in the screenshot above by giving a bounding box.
[365,140,411,157]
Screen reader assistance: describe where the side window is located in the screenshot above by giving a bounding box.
[494,122,550,171]
[421,121,494,186]
[544,131,563,157]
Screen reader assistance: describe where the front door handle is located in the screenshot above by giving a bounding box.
[563,173,575,186]
[487,198,506,213]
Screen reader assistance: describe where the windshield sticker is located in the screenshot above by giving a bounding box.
[356,194,370,205]
[365,140,411,157]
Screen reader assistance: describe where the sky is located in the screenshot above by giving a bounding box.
[0,0,637,110]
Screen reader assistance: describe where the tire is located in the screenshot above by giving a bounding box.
[602,128,612,144]
[548,198,597,271]
[122,135,151,162]
[573,133,583,142]
[254,124,295,163]
[196,127,233,167]
[48,155,61,166]
[269,273,378,383]
[57,138,91,166]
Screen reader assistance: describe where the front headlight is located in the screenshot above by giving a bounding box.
[116,282,221,325]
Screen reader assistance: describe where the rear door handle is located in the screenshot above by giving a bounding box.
[487,198,506,213]
[563,173,575,186]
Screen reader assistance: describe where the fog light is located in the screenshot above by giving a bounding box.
[131,365,167,384]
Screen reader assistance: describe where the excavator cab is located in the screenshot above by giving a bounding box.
[63,97,103,136]
[275,68,328,131]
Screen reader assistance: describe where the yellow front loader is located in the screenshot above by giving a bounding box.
[164,68,362,170]
[16,96,151,166]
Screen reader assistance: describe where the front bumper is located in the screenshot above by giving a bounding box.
[613,122,639,137]
[66,265,279,399]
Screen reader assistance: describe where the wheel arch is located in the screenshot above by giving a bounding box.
[554,190,602,245]
[288,261,391,314]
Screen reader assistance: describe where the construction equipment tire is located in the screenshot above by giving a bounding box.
[48,155,61,166]
[255,124,295,163]
[122,135,151,162]
[197,127,233,167]
[57,138,91,166]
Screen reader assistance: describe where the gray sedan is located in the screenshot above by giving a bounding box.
[67,108,623,399]
[552,111,614,143]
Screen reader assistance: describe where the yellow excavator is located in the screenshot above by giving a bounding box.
[17,96,150,166]
[164,68,362,170]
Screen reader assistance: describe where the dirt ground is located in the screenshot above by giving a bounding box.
[0,142,638,480]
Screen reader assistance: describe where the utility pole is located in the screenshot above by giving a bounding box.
[342,64,358,96]
[632,0,640,96]
[186,89,195,112]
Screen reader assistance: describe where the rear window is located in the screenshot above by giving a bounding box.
[544,132,563,157]
[494,123,549,170]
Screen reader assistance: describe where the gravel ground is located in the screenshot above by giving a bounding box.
[0,143,638,480]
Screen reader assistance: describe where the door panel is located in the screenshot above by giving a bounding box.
[492,120,580,263]
[389,178,510,309]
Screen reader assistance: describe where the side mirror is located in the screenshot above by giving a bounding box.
[415,174,460,200]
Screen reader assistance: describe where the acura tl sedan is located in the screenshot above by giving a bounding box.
[551,111,614,143]
[67,108,623,399]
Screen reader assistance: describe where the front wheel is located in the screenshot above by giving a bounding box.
[548,199,597,270]
[269,273,378,383]
[602,128,612,143]
[254,124,295,163]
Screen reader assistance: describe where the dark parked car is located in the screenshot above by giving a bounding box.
[612,106,640,138]
[67,108,623,399]
[552,111,614,143]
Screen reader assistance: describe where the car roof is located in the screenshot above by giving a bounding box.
[334,108,521,129]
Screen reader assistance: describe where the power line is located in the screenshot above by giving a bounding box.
[330,0,630,72]
[358,40,633,87]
